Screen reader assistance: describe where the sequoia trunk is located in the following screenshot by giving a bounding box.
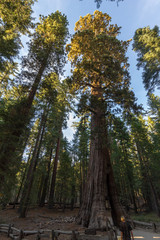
[76,84,123,229]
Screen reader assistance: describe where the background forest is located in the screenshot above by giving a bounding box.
[1,0,160,229]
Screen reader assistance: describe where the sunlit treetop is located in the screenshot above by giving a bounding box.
[74,10,120,35]
[67,11,130,92]
[0,0,37,34]
[25,11,69,73]
[36,11,69,46]
[67,11,139,114]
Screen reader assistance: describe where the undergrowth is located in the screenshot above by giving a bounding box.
[131,212,160,223]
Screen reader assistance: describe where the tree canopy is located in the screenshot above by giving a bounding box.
[133,26,160,93]
[67,11,138,115]
[0,0,37,71]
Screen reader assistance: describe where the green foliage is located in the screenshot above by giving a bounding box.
[20,11,69,89]
[67,11,139,115]
[147,94,160,195]
[71,116,90,202]
[28,11,68,68]
[0,97,29,202]
[130,115,153,162]
[110,117,137,208]
[55,138,73,203]
[0,0,36,73]
[129,114,160,212]
[132,212,160,223]
[0,11,69,205]
[1,2,160,217]
[133,26,160,92]
[0,0,36,33]
[0,28,20,71]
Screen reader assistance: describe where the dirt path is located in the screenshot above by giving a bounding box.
[117,229,160,240]
[133,229,160,239]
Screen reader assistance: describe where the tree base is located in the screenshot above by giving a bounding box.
[77,199,113,230]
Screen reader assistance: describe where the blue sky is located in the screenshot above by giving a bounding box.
[29,0,160,140]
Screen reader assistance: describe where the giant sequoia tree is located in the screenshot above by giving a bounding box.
[67,11,138,228]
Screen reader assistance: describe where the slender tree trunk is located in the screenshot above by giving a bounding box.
[79,160,83,205]
[13,151,32,209]
[122,144,138,214]
[0,59,48,192]
[39,146,53,207]
[48,128,62,208]
[19,109,47,217]
[130,184,138,214]
[136,143,160,216]
[70,184,76,210]
[24,60,48,117]
[107,159,125,226]
[37,175,45,204]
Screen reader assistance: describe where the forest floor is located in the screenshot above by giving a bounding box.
[0,206,84,239]
[1,206,160,240]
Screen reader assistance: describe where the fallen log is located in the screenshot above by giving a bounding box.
[23,230,44,235]
[132,220,158,233]
[53,229,79,235]
[133,220,152,227]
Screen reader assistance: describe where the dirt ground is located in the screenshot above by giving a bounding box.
[1,206,160,240]
[0,206,85,240]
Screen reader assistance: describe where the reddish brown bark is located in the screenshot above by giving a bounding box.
[76,83,124,229]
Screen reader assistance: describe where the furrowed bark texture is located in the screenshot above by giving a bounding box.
[76,85,124,229]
